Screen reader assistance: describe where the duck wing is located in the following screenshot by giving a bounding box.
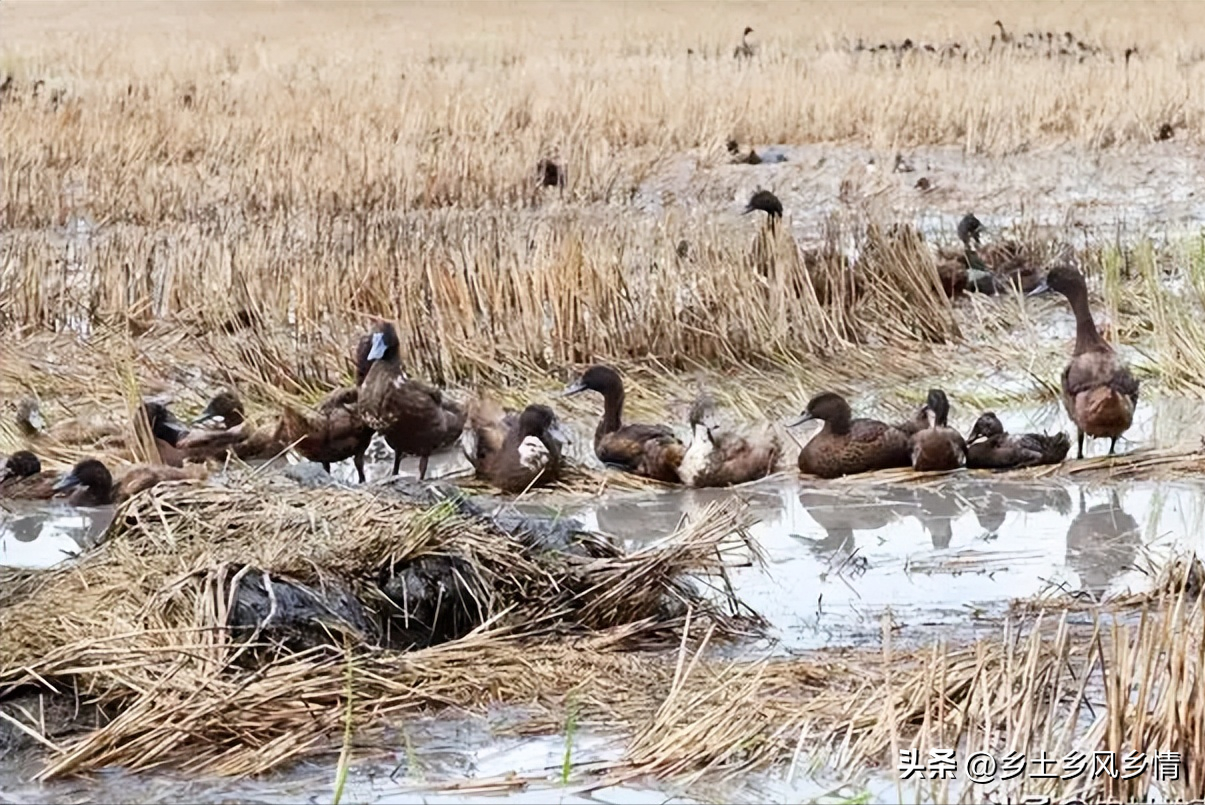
[598,424,683,482]
[849,418,902,443]
[462,399,508,469]
[318,386,360,413]
[1065,353,1140,405]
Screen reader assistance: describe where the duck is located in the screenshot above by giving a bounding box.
[15,396,125,448]
[274,387,374,483]
[357,321,467,479]
[945,214,1040,295]
[461,399,567,493]
[1028,266,1140,458]
[50,458,205,507]
[733,26,756,60]
[743,189,783,222]
[139,401,193,467]
[176,390,288,462]
[965,412,1071,469]
[0,450,60,499]
[790,392,911,479]
[562,364,684,483]
[908,389,967,472]
[677,397,782,488]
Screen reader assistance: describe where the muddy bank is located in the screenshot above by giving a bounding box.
[640,140,1205,246]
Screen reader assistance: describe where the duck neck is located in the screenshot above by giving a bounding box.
[1067,289,1108,354]
[597,386,624,437]
[824,410,852,437]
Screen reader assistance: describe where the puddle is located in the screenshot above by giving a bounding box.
[5,409,1205,801]
[515,472,1205,651]
[0,500,112,570]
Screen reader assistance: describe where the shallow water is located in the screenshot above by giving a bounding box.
[5,401,1205,803]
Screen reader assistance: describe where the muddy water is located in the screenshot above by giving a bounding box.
[4,407,1205,803]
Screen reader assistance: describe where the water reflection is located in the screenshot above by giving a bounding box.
[533,473,1205,649]
[0,502,112,570]
[1065,487,1141,594]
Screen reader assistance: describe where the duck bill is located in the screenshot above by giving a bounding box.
[787,413,815,428]
[191,405,222,427]
[52,471,81,492]
[366,332,387,361]
[1026,280,1051,297]
[561,380,588,397]
[27,409,47,433]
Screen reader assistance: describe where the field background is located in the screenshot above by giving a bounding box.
[3,0,1205,445]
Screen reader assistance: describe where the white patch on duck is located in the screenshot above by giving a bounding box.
[678,421,716,487]
[517,435,550,471]
[459,428,479,464]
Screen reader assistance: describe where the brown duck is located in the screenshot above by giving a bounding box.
[965,412,1071,469]
[1029,266,1139,458]
[908,389,967,472]
[140,401,193,467]
[677,397,781,488]
[790,392,911,479]
[51,458,205,507]
[15,397,125,448]
[357,322,467,479]
[274,387,374,482]
[0,450,59,499]
[461,400,567,493]
[562,365,684,483]
[177,390,288,462]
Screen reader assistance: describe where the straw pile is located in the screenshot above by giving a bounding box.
[0,475,761,778]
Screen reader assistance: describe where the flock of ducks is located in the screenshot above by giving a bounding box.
[1,260,1138,507]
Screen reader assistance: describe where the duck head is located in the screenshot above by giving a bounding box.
[52,458,112,495]
[688,396,721,445]
[1027,265,1085,300]
[562,365,623,398]
[16,397,46,435]
[365,322,402,363]
[743,189,783,220]
[967,412,1005,444]
[0,450,41,482]
[956,213,983,248]
[788,392,851,429]
[143,401,189,447]
[193,390,244,427]
[743,26,754,36]
[921,389,951,428]
[519,404,569,446]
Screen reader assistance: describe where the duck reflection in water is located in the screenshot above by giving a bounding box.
[796,488,912,555]
[1065,487,1140,595]
[966,481,1074,540]
[593,486,786,543]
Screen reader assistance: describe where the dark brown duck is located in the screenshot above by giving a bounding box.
[0,450,59,500]
[274,386,374,483]
[563,365,684,483]
[358,321,467,479]
[908,389,967,472]
[965,412,1071,469]
[178,390,288,462]
[791,392,911,479]
[1029,266,1139,458]
[51,458,204,507]
[462,400,566,493]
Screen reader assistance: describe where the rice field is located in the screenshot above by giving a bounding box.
[5,1,1205,803]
